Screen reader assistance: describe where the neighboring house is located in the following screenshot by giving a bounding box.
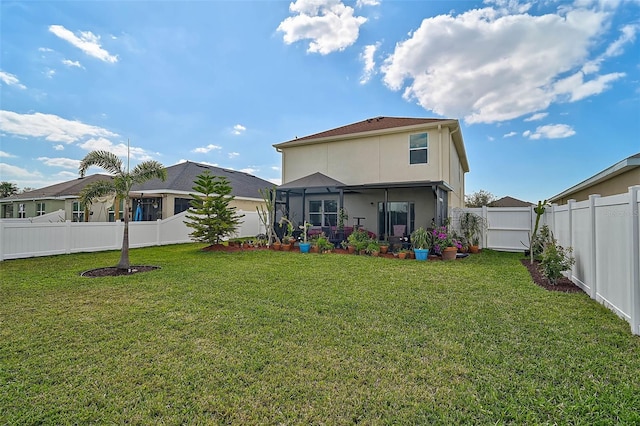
[0,174,113,221]
[0,161,274,222]
[129,161,273,221]
[549,152,640,204]
[273,116,470,240]
[489,196,534,207]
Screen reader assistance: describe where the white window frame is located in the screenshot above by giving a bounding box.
[409,132,428,165]
[72,201,84,222]
[36,202,46,216]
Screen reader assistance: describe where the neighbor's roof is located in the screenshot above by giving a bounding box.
[489,196,534,207]
[1,174,113,202]
[273,116,469,173]
[132,161,274,199]
[549,152,640,202]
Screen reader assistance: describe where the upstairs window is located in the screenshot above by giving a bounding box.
[409,133,428,164]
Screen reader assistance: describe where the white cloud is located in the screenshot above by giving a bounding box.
[503,131,517,137]
[359,43,380,84]
[356,0,380,6]
[77,137,154,161]
[233,124,246,135]
[0,110,118,143]
[0,150,16,158]
[44,69,56,79]
[0,163,43,178]
[381,4,629,124]
[48,25,118,63]
[38,47,54,52]
[228,152,240,159]
[192,144,222,154]
[37,156,81,169]
[271,166,281,171]
[56,171,78,179]
[523,124,576,140]
[62,59,84,68]
[277,0,367,55]
[524,112,548,121]
[239,167,258,175]
[53,144,64,151]
[0,71,27,89]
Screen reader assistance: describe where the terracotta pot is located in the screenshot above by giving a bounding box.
[442,246,458,260]
[398,252,407,259]
[281,243,291,251]
[469,245,480,254]
[380,245,389,254]
[272,242,281,251]
[310,245,319,253]
[347,245,356,254]
[370,251,379,257]
[408,251,415,259]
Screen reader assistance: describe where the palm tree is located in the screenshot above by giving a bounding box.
[79,149,166,270]
[0,181,18,198]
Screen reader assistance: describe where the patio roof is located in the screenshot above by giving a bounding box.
[278,172,345,191]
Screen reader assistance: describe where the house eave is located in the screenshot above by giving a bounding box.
[549,153,640,202]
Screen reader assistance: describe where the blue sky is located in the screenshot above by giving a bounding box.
[1,0,638,203]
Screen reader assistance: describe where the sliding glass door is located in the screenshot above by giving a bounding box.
[377,202,415,239]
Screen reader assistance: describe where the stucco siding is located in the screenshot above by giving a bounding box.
[282,129,444,185]
[554,168,640,204]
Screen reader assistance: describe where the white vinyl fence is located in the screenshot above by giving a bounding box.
[454,186,640,336]
[0,210,264,261]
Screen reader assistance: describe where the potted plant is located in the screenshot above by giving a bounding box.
[336,208,348,240]
[379,239,389,254]
[397,249,408,259]
[431,224,462,260]
[365,240,380,257]
[459,211,486,254]
[410,227,431,261]
[316,234,334,253]
[346,228,369,255]
[279,217,295,251]
[298,220,311,253]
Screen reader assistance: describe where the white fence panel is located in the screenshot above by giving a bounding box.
[594,193,634,323]
[569,200,594,294]
[159,211,192,245]
[69,222,121,253]
[486,207,532,251]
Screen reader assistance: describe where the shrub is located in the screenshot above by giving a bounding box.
[540,239,575,284]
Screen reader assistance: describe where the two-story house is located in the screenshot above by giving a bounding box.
[273,116,470,241]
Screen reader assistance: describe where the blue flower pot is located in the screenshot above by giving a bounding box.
[414,248,429,261]
[299,242,311,253]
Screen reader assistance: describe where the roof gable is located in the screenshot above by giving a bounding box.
[278,172,345,190]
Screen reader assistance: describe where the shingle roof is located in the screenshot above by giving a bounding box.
[489,196,534,207]
[2,174,113,201]
[275,116,452,146]
[131,161,274,199]
[278,172,345,190]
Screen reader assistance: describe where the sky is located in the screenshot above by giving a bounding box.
[1,0,639,203]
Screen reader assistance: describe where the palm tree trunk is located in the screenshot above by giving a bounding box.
[117,197,131,270]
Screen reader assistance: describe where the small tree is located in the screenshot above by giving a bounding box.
[185,171,244,245]
[256,187,279,246]
[540,237,575,285]
[465,190,496,207]
[0,182,18,198]
[79,148,166,270]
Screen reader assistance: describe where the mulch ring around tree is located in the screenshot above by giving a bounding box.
[81,266,161,277]
[520,259,583,293]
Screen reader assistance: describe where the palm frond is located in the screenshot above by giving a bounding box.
[79,151,124,177]
[79,180,117,206]
[131,161,167,184]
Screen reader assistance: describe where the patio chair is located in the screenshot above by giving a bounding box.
[393,224,406,237]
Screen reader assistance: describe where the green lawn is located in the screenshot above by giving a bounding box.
[1,246,639,424]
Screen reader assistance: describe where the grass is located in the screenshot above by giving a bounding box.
[1,245,639,424]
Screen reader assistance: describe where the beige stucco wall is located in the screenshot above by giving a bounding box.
[553,169,640,204]
[282,128,447,185]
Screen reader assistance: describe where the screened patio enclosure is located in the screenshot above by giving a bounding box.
[276,172,452,241]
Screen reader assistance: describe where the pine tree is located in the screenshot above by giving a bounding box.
[185,171,244,245]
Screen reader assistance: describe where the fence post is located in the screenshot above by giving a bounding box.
[628,186,640,335]
[588,194,600,300]
[0,220,4,261]
[65,220,72,254]
[481,205,488,249]
[567,199,575,281]
[156,219,162,246]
